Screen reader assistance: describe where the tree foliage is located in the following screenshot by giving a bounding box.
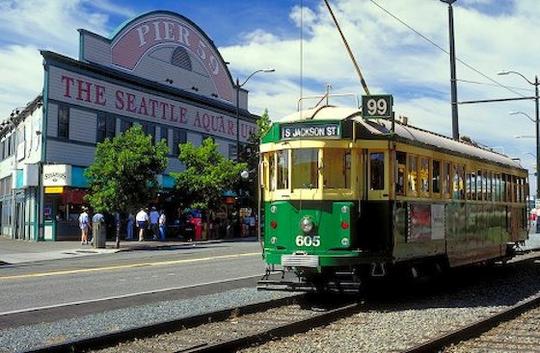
[85,125,168,213]
[248,108,271,144]
[172,137,247,211]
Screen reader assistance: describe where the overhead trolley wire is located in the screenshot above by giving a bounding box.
[369,0,527,98]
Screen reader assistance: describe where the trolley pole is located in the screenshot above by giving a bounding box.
[441,0,460,140]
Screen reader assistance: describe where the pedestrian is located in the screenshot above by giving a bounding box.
[149,206,160,240]
[159,210,167,241]
[249,212,256,236]
[78,206,90,245]
[136,207,149,241]
[126,212,135,240]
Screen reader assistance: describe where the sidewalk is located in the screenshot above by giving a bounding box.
[0,236,258,265]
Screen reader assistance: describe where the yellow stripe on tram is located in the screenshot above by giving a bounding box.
[0,252,260,281]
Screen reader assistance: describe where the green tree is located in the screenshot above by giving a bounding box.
[172,137,247,211]
[85,125,168,246]
[248,108,271,144]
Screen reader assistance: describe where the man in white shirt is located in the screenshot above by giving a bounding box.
[136,208,149,241]
[78,207,90,245]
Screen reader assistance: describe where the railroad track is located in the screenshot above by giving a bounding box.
[23,294,361,353]
[401,294,540,353]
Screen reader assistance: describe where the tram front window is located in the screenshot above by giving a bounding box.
[324,149,351,188]
[292,149,319,189]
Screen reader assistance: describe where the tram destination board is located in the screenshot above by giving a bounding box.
[362,94,393,119]
[281,122,341,140]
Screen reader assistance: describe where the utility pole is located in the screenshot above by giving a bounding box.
[441,0,460,140]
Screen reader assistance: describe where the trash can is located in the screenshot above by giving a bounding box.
[93,221,106,248]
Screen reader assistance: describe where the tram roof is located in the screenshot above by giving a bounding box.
[277,105,524,171]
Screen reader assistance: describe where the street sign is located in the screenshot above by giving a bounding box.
[362,95,393,119]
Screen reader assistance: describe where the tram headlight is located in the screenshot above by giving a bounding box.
[300,217,314,233]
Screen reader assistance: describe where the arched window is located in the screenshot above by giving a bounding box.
[171,46,192,71]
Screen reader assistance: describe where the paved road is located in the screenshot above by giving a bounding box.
[0,241,265,314]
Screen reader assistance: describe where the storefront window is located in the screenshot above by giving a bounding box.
[324,149,350,189]
[97,113,116,143]
[58,105,70,139]
[292,149,319,189]
[370,152,385,190]
[277,150,289,190]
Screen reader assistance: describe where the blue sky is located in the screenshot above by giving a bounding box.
[0,0,539,188]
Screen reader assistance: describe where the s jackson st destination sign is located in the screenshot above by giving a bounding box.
[281,123,341,140]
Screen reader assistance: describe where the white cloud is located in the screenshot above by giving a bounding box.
[0,45,43,119]
[0,0,128,119]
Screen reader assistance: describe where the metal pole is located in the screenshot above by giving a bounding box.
[236,78,240,162]
[535,76,539,229]
[447,1,460,140]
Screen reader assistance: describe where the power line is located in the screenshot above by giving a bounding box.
[369,0,527,98]
[457,78,534,92]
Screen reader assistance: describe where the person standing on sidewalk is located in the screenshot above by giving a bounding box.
[149,206,160,240]
[159,210,167,241]
[126,212,135,240]
[136,207,149,241]
[78,207,90,245]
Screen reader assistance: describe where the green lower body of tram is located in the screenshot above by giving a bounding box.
[260,199,526,291]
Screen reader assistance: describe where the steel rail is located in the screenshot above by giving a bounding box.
[22,295,304,353]
[177,302,362,353]
[400,294,540,353]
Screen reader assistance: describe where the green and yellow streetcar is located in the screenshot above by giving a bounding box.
[258,101,528,291]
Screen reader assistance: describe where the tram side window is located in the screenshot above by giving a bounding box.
[517,177,521,203]
[476,170,483,201]
[432,160,441,194]
[471,171,477,200]
[396,152,407,195]
[525,178,530,202]
[324,149,350,189]
[277,150,289,190]
[370,152,385,190]
[482,170,488,201]
[454,164,465,200]
[420,157,430,194]
[495,173,502,202]
[268,153,276,191]
[443,162,451,197]
[292,149,319,189]
[512,175,517,203]
[408,155,418,194]
[502,174,507,202]
[487,171,492,201]
[466,172,471,199]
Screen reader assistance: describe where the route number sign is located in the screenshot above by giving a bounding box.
[362,95,393,119]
